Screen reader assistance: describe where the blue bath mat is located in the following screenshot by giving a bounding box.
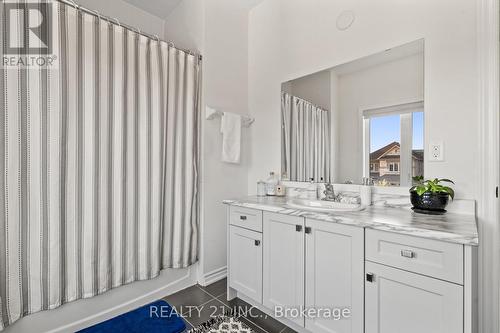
[78,300,186,333]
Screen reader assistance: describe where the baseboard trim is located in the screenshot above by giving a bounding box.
[198,266,227,287]
[61,269,196,333]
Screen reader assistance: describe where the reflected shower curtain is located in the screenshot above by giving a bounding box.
[281,92,331,182]
[0,1,200,330]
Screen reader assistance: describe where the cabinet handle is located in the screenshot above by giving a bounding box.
[366,273,375,283]
[400,249,415,259]
[240,215,247,220]
[305,227,312,234]
[254,240,261,246]
[296,225,303,232]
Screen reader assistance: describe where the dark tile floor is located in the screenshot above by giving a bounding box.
[162,278,297,333]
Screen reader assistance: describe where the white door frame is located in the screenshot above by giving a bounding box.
[477,0,500,332]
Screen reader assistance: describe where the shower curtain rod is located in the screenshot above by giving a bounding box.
[282,91,329,112]
[57,0,202,61]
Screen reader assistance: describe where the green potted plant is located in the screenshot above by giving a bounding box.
[409,177,455,213]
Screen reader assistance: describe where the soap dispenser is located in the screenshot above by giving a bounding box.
[265,172,279,196]
[317,177,326,199]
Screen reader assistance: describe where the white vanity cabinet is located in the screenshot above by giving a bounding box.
[228,207,263,304]
[226,204,477,333]
[229,225,263,303]
[263,212,305,326]
[305,218,364,333]
[262,212,364,332]
[365,261,463,333]
[364,229,476,333]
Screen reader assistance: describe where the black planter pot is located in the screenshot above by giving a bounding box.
[410,191,450,211]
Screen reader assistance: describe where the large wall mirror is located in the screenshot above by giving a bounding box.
[281,39,424,187]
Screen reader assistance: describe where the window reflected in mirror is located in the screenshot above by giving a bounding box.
[369,114,401,186]
[364,104,424,187]
[413,111,424,181]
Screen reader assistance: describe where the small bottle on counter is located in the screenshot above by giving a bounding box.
[360,177,373,206]
[257,181,267,196]
[265,172,279,196]
[317,177,325,199]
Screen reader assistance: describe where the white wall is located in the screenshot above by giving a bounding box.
[163,0,205,52]
[77,0,166,38]
[330,71,340,181]
[164,0,251,283]
[337,53,424,183]
[201,0,250,281]
[247,0,283,184]
[248,0,478,200]
[284,70,331,110]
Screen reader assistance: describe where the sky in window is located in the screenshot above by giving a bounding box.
[412,112,424,150]
[370,114,400,152]
[370,112,424,151]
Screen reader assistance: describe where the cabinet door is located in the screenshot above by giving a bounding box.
[365,261,463,333]
[263,212,305,327]
[305,219,364,333]
[229,225,263,303]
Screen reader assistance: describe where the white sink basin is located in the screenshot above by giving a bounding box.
[286,198,365,212]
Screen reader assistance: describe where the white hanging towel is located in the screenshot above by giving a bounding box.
[220,112,242,163]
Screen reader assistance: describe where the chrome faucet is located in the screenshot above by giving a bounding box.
[323,183,339,201]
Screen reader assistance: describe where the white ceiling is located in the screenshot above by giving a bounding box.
[283,39,424,84]
[122,0,266,19]
[122,0,183,19]
[333,39,424,76]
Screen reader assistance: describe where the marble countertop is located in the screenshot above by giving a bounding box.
[223,196,479,246]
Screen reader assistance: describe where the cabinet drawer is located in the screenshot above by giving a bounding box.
[366,229,463,284]
[230,206,263,232]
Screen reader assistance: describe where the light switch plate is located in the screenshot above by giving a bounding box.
[429,142,444,161]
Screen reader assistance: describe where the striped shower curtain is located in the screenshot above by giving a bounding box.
[281,92,331,182]
[0,1,200,330]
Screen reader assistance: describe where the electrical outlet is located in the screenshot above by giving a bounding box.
[429,142,444,161]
